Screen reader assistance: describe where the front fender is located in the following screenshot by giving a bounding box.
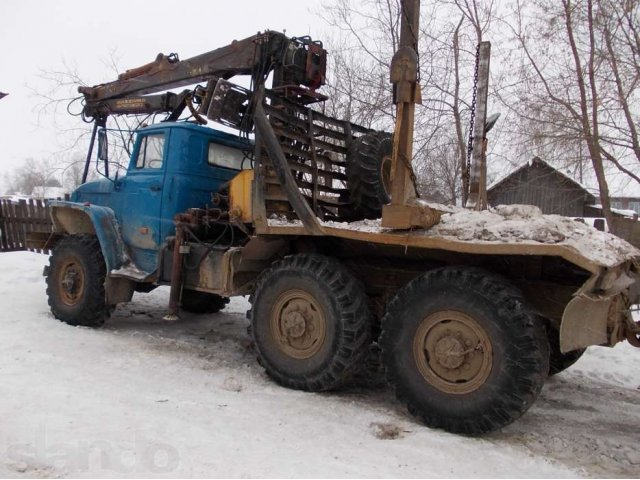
[49,201,127,273]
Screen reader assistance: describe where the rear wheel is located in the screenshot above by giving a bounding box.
[181,290,229,314]
[380,266,549,435]
[46,235,108,327]
[249,254,372,391]
[346,132,392,219]
[547,327,585,376]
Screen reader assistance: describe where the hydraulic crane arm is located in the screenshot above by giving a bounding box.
[79,31,327,122]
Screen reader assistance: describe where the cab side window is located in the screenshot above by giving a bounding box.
[135,134,165,169]
[207,142,248,170]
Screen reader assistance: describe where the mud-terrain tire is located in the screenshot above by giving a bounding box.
[380,266,550,435]
[547,327,586,376]
[47,235,108,327]
[249,254,372,391]
[181,290,229,314]
[346,132,393,219]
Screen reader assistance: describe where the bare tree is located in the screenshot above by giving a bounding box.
[27,50,160,185]
[4,158,61,195]
[499,0,640,232]
[319,0,499,205]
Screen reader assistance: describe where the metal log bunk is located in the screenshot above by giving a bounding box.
[255,89,374,224]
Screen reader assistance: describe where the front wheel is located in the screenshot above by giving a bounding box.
[380,266,549,435]
[46,235,109,327]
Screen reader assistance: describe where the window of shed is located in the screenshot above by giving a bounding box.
[208,142,248,170]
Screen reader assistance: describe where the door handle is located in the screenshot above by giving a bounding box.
[150,184,162,192]
[168,176,174,200]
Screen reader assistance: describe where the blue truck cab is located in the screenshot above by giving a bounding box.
[67,122,249,275]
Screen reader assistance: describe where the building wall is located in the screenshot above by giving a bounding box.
[488,164,591,217]
[611,197,640,214]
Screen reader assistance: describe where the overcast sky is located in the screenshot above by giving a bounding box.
[0,0,320,186]
[2,1,636,198]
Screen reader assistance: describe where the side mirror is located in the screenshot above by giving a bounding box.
[113,168,122,190]
[97,128,108,161]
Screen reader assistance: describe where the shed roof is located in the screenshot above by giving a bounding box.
[488,157,595,200]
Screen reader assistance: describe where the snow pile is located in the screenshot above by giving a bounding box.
[321,218,383,233]
[426,204,640,267]
[266,213,301,226]
[286,203,640,268]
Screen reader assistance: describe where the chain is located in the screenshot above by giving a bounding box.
[399,152,421,198]
[465,44,481,189]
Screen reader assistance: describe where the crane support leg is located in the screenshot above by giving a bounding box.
[381,0,440,229]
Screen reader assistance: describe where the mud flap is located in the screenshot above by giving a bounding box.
[560,295,611,353]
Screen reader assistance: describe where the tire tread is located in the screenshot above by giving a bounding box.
[380,266,549,435]
[249,254,372,391]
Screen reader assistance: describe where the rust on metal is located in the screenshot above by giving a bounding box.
[381,0,441,230]
[166,214,188,319]
[247,88,378,230]
[58,257,86,306]
[254,95,324,235]
[79,32,328,127]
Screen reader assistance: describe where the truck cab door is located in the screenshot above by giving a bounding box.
[117,131,167,274]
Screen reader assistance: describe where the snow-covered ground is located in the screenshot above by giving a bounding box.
[1,252,639,478]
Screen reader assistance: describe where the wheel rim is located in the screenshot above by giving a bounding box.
[270,289,327,359]
[381,154,393,199]
[58,259,85,306]
[413,310,492,394]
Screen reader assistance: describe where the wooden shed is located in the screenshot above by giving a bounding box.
[487,157,596,216]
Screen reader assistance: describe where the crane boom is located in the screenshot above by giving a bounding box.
[79,31,327,122]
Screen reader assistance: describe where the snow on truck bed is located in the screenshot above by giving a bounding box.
[271,204,640,268]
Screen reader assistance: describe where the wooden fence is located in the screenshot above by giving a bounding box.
[0,198,54,253]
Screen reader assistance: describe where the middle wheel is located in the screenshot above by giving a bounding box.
[249,254,372,391]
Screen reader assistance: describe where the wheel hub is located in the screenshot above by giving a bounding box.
[281,307,308,339]
[271,291,326,359]
[434,335,466,369]
[413,310,492,394]
[58,260,85,306]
